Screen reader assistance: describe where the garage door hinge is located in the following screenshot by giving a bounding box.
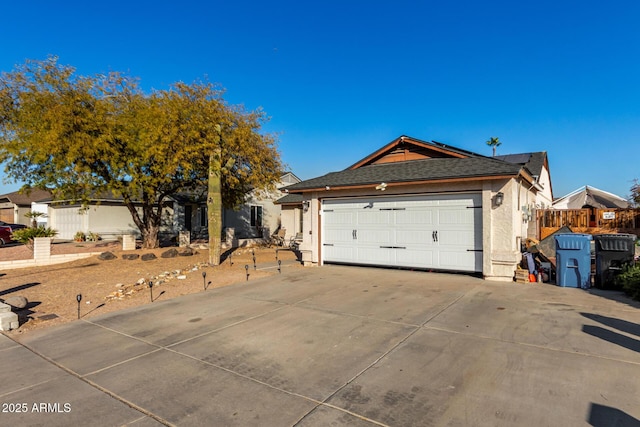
[379,208,406,211]
[323,243,334,246]
[380,246,407,249]
[466,249,483,252]
[466,206,482,209]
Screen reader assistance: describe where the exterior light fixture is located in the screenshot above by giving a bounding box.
[494,192,504,207]
[375,182,387,191]
[302,200,310,212]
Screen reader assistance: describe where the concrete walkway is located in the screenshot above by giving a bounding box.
[1,265,639,426]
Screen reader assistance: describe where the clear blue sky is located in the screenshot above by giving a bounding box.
[1,0,639,199]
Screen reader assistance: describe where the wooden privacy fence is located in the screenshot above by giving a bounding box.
[537,208,640,240]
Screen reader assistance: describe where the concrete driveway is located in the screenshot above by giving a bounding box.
[2,265,639,426]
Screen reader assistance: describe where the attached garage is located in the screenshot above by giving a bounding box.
[322,193,482,272]
[282,135,552,280]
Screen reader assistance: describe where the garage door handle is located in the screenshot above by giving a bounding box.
[380,246,406,249]
[323,243,334,246]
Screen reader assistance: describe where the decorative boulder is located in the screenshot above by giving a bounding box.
[122,254,140,260]
[161,248,179,258]
[141,253,157,261]
[4,295,28,310]
[179,248,195,256]
[98,251,117,260]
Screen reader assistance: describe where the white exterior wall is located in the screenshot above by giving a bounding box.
[49,204,141,240]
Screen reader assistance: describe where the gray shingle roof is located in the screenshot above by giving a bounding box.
[494,152,546,177]
[275,193,304,205]
[285,157,523,191]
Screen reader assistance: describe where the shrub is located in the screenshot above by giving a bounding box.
[86,231,101,242]
[11,226,58,249]
[74,231,86,242]
[615,263,640,301]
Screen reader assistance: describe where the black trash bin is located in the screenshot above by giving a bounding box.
[594,234,637,289]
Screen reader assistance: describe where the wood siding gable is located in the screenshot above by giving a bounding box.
[348,136,469,170]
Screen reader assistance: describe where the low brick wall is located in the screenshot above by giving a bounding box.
[0,252,102,271]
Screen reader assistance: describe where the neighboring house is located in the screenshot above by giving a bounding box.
[283,135,553,281]
[39,193,174,241]
[30,173,299,243]
[222,172,301,240]
[0,189,52,227]
[552,185,629,210]
[171,172,302,243]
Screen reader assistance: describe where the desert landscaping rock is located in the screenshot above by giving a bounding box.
[98,251,117,260]
[141,253,157,261]
[161,248,179,258]
[4,295,28,310]
[179,248,195,256]
[122,254,139,260]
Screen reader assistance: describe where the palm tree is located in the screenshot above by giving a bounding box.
[486,137,501,156]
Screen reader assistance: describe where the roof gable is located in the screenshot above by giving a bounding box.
[348,135,475,169]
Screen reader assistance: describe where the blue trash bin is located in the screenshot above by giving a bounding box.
[555,234,593,288]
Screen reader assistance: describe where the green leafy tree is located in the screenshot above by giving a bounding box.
[0,57,282,260]
[486,136,501,156]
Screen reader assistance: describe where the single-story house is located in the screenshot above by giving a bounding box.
[0,189,52,227]
[40,193,155,240]
[172,172,301,243]
[37,172,301,242]
[282,135,553,281]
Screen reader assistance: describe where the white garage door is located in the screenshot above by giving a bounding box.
[322,193,482,272]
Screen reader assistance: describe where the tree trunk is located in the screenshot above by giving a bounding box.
[142,224,160,249]
[122,197,162,249]
[207,148,222,265]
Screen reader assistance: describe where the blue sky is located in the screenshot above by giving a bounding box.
[1,0,639,199]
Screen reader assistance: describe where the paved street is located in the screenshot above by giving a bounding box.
[1,265,639,426]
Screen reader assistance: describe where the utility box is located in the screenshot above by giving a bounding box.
[594,234,637,289]
[555,234,593,289]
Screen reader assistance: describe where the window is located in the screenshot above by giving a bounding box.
[250,205,263,228]
[200,206,208,227]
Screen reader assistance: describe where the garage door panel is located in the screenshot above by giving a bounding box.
[396,230,434,246]
[324,211,354,225]
[357,210,390,225]
[322,194,482,272]
[324,228,355,244]
[438,230,476,246]
[397,249,434,267]
[358,229,392,244]
[323,245,354,262]
[357,247,393,264]
[396,209,434,225]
